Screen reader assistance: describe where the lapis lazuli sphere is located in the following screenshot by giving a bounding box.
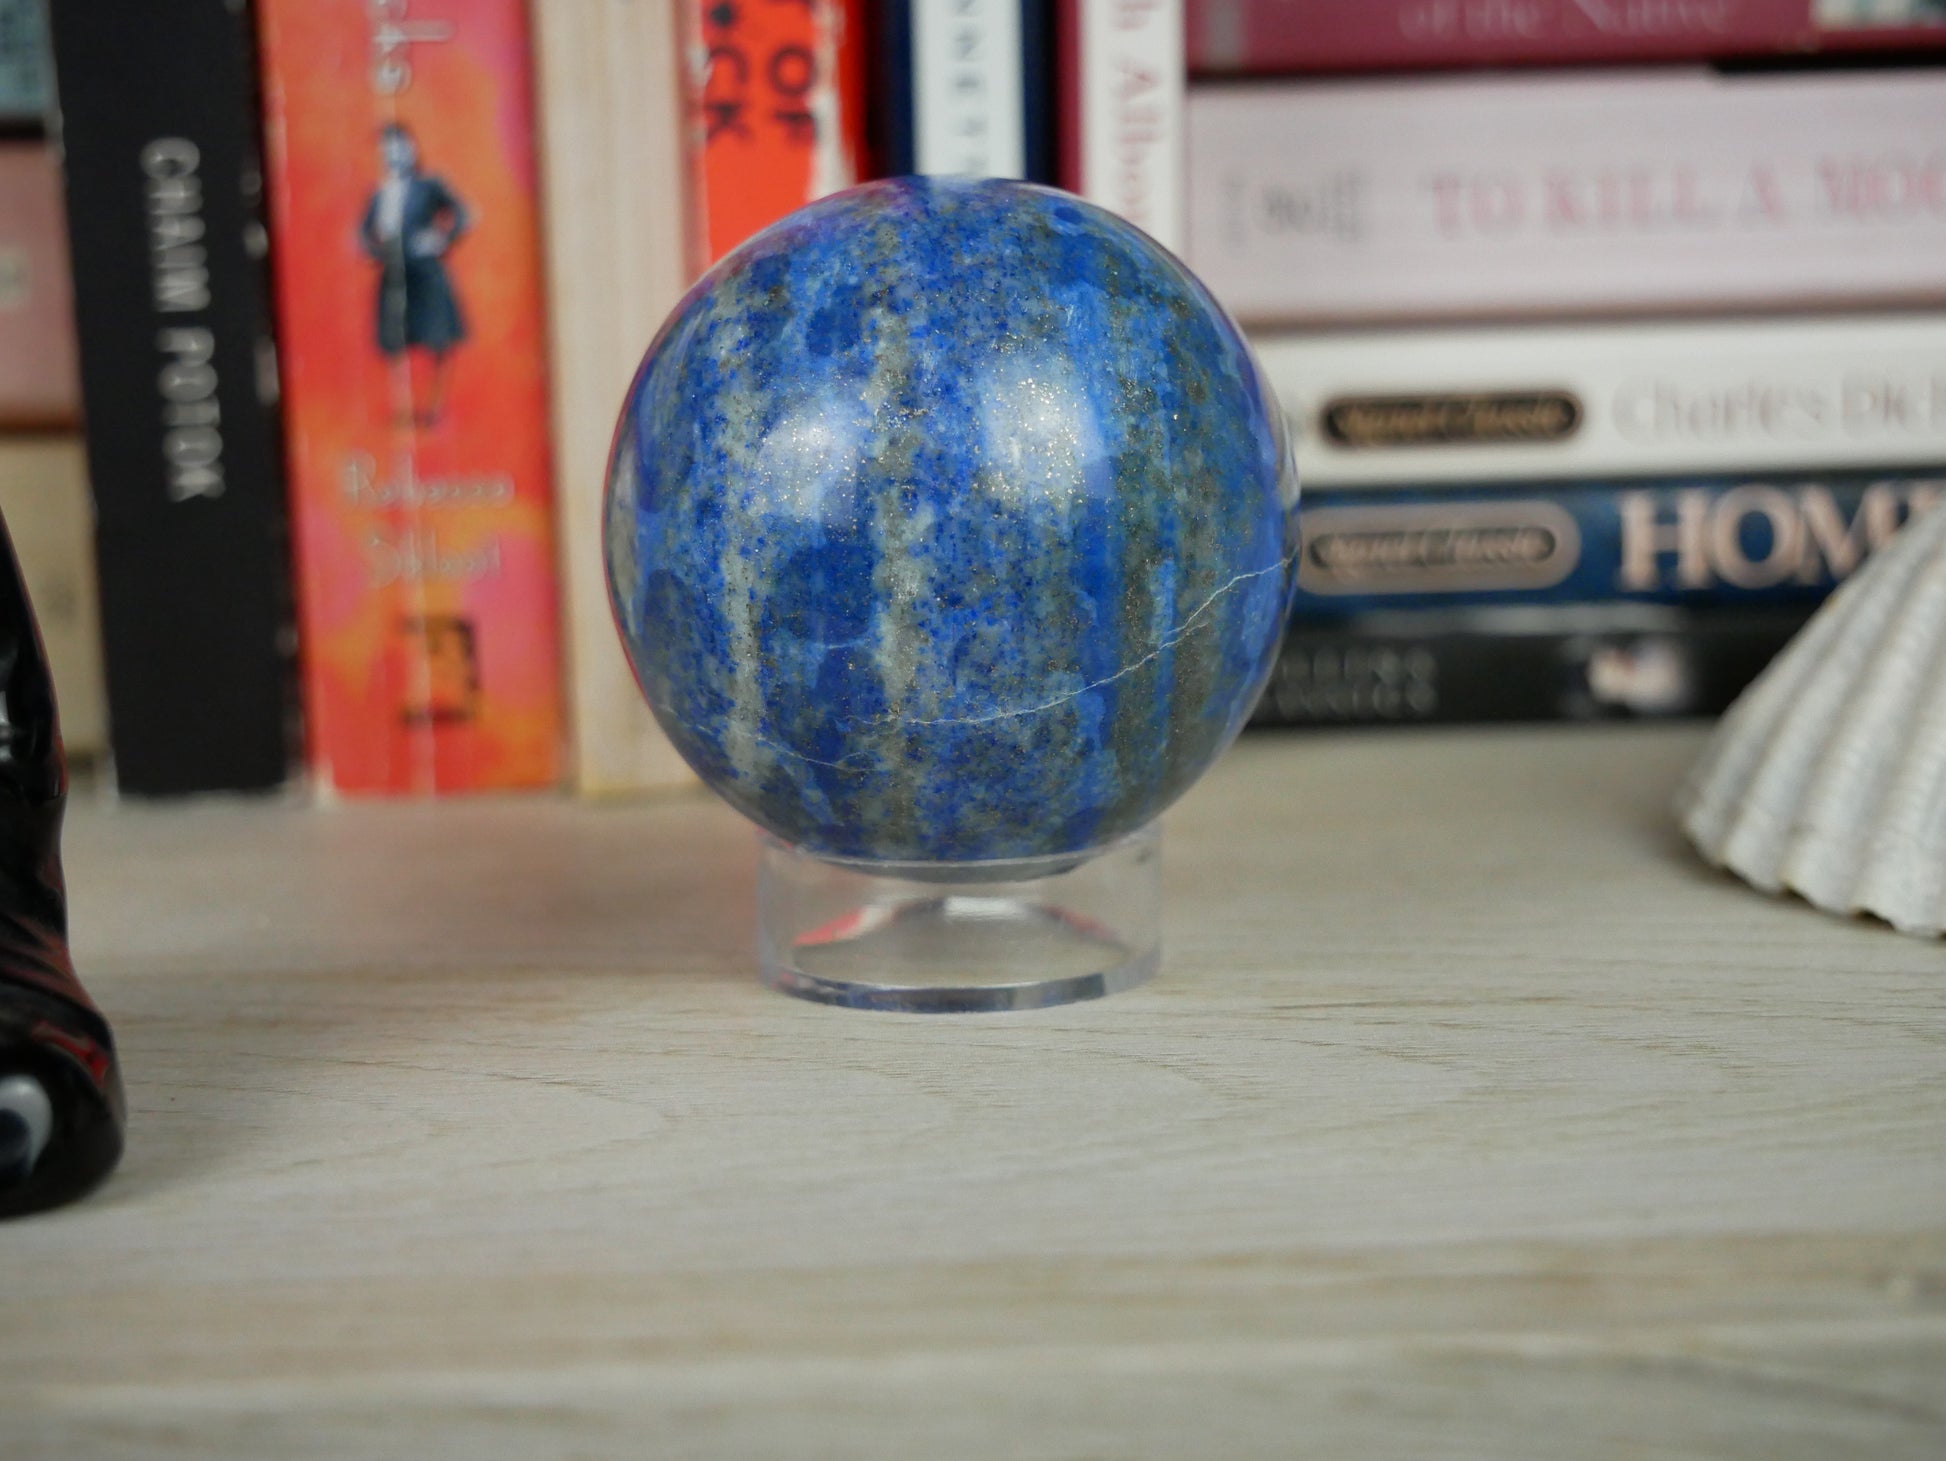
[605,177,1298,865]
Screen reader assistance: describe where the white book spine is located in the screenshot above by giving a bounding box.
[1253,315,1946,487]
[1189,70,1946,324]
[534,0,696,795]
[914,0,1026,178]
[1078,0,1184,251]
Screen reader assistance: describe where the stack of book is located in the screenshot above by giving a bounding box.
[1180,2,1946,726]
[34,0,1946,796]
[41,0,1179,798]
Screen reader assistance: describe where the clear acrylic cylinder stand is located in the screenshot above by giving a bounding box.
[756,824,1161,1012]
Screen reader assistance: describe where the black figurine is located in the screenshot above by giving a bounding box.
[0,512,123,1217]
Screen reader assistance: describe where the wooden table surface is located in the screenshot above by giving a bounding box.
[3,726,1942,1458]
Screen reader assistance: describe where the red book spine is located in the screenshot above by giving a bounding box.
[684,0,869,267]
[1187,0,1946,75]
[0,145,79,429]
[1056,0,1082,195]
[257,0,563,795]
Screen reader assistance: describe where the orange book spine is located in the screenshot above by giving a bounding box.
[257,0,562,794]
[686,0,870,266]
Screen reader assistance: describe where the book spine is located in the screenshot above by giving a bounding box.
[875,0,918,175]
[0,143,78,427]
[1186,0,1946,75]
[0,437,107,760]
[687,0,869,266]
[532,0,697,797]
[47,0,296,795]
[1019,0,1056,185]
[1055,0,1080,196]
[882,0,1058,182]
[1293,475,1943,614]
[914,0,1025,177]
[1254,314,1946,486]
[0,0,50,125]
[1252,605,1812,728]
[257,0,562,795]
[1187,70,1946,325]
[1060,0,1185,250]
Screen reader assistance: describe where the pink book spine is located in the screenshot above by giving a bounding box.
[0,145,80,429]
[1185,69,1946,326]
[1187,0,1946,75]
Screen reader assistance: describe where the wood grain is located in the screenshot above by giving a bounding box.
[3,727,1942,1457]
[533,0,696,796]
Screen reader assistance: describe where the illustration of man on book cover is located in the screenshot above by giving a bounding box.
[360,122,469,427]
[259,0,562,794]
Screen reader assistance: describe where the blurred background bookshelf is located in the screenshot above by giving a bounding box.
[6,0,1946,799]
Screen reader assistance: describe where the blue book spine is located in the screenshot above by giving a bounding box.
[1292,474,1945,616]
[0,0,49,124]
[874,0,916,175]
[1019,0,1055,184]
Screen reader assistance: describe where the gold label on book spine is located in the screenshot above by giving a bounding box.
[1320,391,1582,449]
[1299,500,1581,595]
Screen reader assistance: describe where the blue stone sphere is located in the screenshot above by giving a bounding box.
[605,177,1297,865]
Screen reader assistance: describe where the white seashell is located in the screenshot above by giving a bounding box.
[1677,501,1946,938]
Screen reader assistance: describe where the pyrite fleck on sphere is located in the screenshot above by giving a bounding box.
[605,177,1298,864]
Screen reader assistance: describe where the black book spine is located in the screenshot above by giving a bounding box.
[1250,607,1815,729]
[47,0,294,794]
[1019,0,1056,185]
